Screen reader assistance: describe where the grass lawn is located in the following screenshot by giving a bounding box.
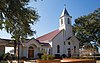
[0,61,8,63]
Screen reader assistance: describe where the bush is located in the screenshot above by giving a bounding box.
[62,54,66,58]
[48,55,54,60]
[10,54,17,60]
[41,55,54,60]
[41,55,48,60]
[2,53,12,61]
[55,54,61,59]
[0,54,4,61]
[37,53,43,59]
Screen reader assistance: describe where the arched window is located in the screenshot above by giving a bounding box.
[74,46,76,53]
[68,48,71,57]
[68,42,70,45]
[68,18,70,24]
[57,45,60,53]
[64,42,65,45]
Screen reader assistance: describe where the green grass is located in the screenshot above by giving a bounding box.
[0,61,8,63]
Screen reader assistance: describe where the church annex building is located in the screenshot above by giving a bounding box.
[0,8,80,59]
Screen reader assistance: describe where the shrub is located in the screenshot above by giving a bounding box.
[48,55,54,60]
[10,54,17,60]
[62,54,66,58]
[41,55,48,60]
[55,54,61,59]
[2,53,12,60]
[41,55,54,60]
[37,53,43,59]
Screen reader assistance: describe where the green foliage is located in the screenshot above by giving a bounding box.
[1,53,13,60]
[0,0,39,40]
[41,55,48,60]
[0,0,40,58]
[41,55,54,60]
[48,55,54,60]
[73,8,100,50]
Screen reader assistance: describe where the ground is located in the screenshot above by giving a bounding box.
[1,60,100,63]
[97,61,100,63]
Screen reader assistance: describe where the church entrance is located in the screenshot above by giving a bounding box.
[28,46,34,58]
[68,48,71,57]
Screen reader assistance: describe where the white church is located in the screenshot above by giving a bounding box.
[0,8,80,59]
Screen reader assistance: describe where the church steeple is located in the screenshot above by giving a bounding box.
[59,7,73,38]
[59,8,71,30]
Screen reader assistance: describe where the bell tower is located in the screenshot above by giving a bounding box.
[59,8,73,39]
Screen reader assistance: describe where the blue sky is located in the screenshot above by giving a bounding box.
[0,0,100,39]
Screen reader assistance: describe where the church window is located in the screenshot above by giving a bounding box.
[64,42,65,45]
[68,18,70,24]
[61,19,63,25]
[68,42,70,45]
[57,45,60,53]
[74,46,76,53]
[68,48,71,57]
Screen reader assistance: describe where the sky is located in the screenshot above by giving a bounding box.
[0,0,100,39]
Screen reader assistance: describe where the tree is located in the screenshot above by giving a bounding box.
[73,8,100,52]
[0,0,39,62]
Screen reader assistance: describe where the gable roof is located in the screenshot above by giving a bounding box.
[36,29,61,42]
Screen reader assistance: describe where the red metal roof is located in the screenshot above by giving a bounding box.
[36,29,61,42]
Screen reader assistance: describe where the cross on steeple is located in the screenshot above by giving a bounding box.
[60,4,70,17]
[64,4,66,8]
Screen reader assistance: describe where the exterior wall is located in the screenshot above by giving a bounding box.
[34,46,39,58]
[39,46,50,54]
[20,45,39,58]
[70,36,79,56]
[21,47,28,58]
[52,31,64,56]
[52,32,79,57]
[63,40,75,57]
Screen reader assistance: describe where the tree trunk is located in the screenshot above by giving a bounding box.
[14,41,17,58]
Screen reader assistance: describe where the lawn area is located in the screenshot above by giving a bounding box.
[0,61,8,63]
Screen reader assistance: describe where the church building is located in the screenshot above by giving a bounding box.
[0,8,79,59]
[36,8,80,57]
